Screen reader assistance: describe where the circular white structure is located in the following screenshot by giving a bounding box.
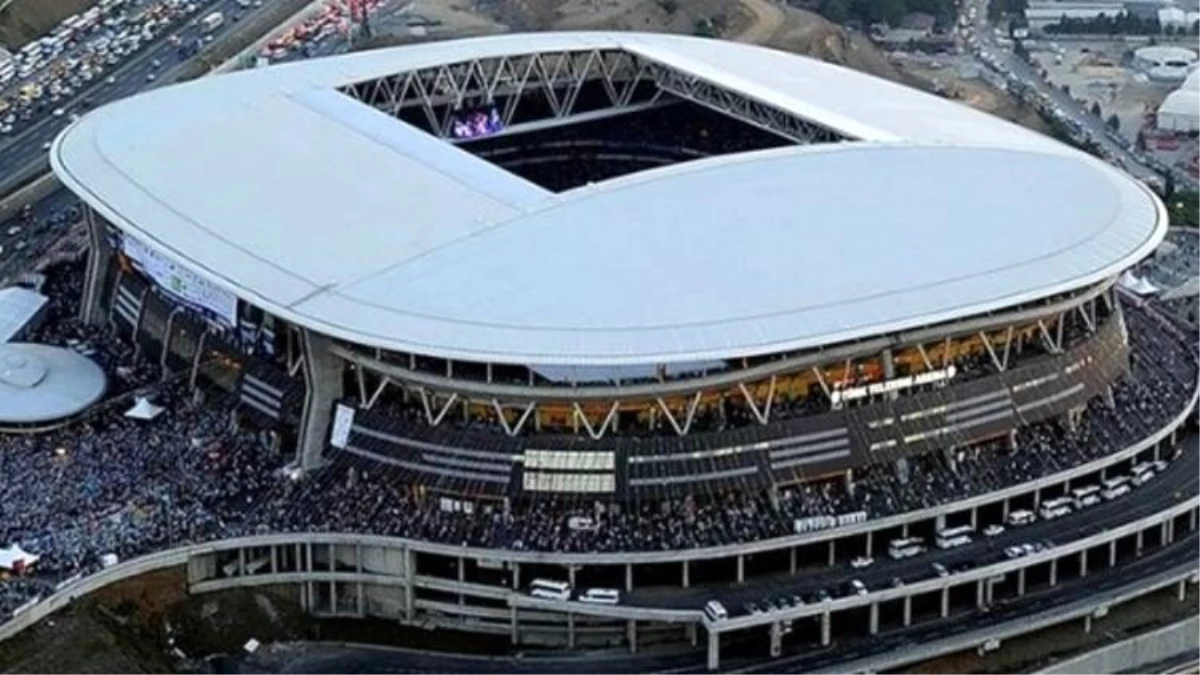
[0,343,108,424]
[1134,45,1198,82]
[50,33,1166,367]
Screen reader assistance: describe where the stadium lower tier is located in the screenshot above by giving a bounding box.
[85,242,1157,505]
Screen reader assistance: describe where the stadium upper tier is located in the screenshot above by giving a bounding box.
[50,32,1167,367]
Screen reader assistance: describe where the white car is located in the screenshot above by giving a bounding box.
[1004,545,1024,559]
[52,107,65,117]
[983,524,1005,537]
[850,556,874,569]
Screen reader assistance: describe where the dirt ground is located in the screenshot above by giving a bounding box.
[1030,41,1179,142]
[0,0,94,51]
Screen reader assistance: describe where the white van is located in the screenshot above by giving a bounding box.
[530,578,571,601]
[1008,509,1036,526]
[704,600,728,621]
[579,588,620,605]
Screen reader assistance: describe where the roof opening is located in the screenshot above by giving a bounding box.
[338,47,848,192]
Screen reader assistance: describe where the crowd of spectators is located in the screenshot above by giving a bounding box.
[0,272,1194,615]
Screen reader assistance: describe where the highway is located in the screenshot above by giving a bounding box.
[0,0,280,194]
[960,0,1196,189]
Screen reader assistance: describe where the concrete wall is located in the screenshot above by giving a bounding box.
[1037,615,1200,674]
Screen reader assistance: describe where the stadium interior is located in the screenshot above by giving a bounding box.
[339,49,837,192]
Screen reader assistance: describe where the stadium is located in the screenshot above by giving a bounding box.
[25,31,1199,667]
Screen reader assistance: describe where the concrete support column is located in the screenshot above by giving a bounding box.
[941,586,950,617]
[969,507,977,530]
[238,548,246,576]
[865,530,873,558]
[903,595,912,626]
[1179,579,1188,602]
[1032,488,1041,509]
[270,546,278,574]
[707,631,720,671]
[820,611,831,646]
[790,547,797,574]
[512,562,521,592]
[828,540,836,567]
[1167,519,1175,544]
[1001,498,1010,522]
[627,620,637,654]
[80,206,116,325]
[1084,614,1092,634]
[625,564,633,593]
[687,622,698,647]
[1080,549,1088,578]
[901,522,909,539]
[1017,567,1026,596]
[567,613,575,649]
[682,560,690,588]
[568,565,576,588]
[1191,508,1197,533]
[1162,520,1171,545]
[297,330,344,471]
[869,602,879,635]
[985,578,995,605]
[769,622,782,657]
[737,555,745,583]
[935,513,946,531]
[1108,540,1117,568]
[511,607,519,645]
[1050,558,1058,587]
[458,557,466,604]
[976,579,985,607]
[404,548,416,621]
[1136,530,1144,556]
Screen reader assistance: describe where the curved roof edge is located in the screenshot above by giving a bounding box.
[50,33,1170,366]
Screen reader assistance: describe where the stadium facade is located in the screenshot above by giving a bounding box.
[43,32,1195,656]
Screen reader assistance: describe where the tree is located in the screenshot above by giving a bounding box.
[821,0,851,24]
[657,0,679,14]
[1106,114,1120,131]
[1090,101,1103,117]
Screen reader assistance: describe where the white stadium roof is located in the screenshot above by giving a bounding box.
[51,32,1167,366]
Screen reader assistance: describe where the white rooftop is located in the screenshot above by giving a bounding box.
[0,344,108,424]
[0,287,48,343]
[51,32,1167,366]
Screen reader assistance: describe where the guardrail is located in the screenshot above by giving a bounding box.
[1036,615,1200,674]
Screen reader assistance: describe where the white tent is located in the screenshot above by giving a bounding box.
[124,396,165,421]
[1119,270,1161,296]
[0,545,40,572]
[1157,90,1200,133]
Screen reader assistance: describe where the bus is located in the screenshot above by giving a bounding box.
[935,525,974,550]
[530,579,571,601]
[888,537,925,559]
[578,588,620,605]
[1102,476,1130,500]
[1071,485,1101,509]
[1038,497,1073,520]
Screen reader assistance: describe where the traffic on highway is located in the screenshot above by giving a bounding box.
[0,0,282,191]
[957,0,1197,191]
